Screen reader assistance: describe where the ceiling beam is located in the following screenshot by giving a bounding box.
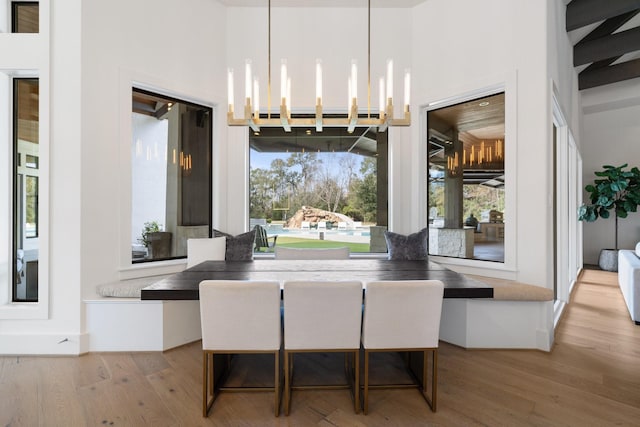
[576,9,640,44]
[567,0,640,32]
[576,11,640,72]
[579,57,640,89]
[574,26,640,66]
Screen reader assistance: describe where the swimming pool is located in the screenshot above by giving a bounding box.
[265,225,370,238]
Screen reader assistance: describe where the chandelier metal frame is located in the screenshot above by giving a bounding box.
[226,0,411,133]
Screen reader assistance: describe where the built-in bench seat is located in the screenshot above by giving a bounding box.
[440,275,554,351]
[85,272,554,352]
[84,275,201,352]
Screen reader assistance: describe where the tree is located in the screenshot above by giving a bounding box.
[352,157,377,223]
[578,164,640,250]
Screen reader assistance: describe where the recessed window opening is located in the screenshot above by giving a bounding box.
[131,88,212,263]
[13,77,39,302]
[428,92,506,263]
[249,126,389,254]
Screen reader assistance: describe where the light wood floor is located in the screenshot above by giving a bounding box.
[1,269,639,426]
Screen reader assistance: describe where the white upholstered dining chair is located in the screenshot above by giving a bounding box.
[274,246,350,260]
[282,280,363,415]
[361,280,444,414]
[187,237,226,268]
[199,280,282,417]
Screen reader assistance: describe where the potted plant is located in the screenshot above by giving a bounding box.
[578,164,640,271]
[139,221,172,259]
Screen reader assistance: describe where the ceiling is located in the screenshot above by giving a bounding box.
[566,0,640,90]
[250,125,380,157]
[218,0,425,7]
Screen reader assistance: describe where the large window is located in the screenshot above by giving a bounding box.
[13,78,39,301]
[427,92,505,262]
[131,88,212,263]
[249,126,388,253]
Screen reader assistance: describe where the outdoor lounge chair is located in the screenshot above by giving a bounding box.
[254,224,278,252]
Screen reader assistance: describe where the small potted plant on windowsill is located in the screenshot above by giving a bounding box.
[578,164,640,271]
[139,221,172,259]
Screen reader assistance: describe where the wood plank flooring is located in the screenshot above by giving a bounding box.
[1,269,639,426]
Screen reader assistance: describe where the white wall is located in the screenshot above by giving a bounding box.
[0,0,78,353]
[581,79,640,264]
[1,0,227,354]
[80,0,227,293]
[410,0,551,286]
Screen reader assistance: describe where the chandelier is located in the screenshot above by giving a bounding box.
[226,0,411,133]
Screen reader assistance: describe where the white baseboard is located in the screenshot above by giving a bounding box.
[0,332,89,355]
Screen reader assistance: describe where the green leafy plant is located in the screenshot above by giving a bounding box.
[138,221,163,248]
[578,164,640,250]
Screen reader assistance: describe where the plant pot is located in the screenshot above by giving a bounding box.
[598,249,618,272]
[147,231,172,259]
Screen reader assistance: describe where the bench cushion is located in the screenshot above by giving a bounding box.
[96,277,167,298]
[467,274,553,301]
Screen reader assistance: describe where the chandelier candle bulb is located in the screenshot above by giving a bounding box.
[386,59,394,106]
[227,68,234,113]
[404,68,411,109]
[316,59,322,106]
[348,77,352,114]
[351,59,358,106]
[379,77,385,116]
[253,78,260,119]
[280,59,288,107]
[245,59,252,107]
[286,77,291,117]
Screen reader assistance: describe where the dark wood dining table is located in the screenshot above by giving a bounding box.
[140,259,493,300]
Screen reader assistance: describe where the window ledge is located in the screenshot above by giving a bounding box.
[0,300,48,320]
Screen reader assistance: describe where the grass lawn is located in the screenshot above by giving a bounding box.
[268,236,370,253]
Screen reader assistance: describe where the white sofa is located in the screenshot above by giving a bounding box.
[618,248,640,325]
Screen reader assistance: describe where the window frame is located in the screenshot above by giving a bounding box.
[422,76,517,272]
[248,125,389,255]
[130,87,213,264]
[118,77,216,278]
[0,71,49,319]
[11,1,39,33]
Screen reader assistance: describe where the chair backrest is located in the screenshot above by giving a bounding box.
[274,246,350,260]
[254,224,268,249]
[283,280,363,350]
[362,280,444,349]
[199,280,281,351]
[187,237,227,268]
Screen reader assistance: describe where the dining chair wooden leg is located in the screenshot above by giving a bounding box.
[274,350,280,417]
[284,350,291,416]
[202,352,216,417]
[363,349,370,415]
[354,350,360,414]
[432,349,438,412]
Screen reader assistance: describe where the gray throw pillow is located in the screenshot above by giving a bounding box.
[213,229,255,261]
[384,228,428,260]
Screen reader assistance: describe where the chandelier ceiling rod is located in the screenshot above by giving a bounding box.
[226,0,411,132]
